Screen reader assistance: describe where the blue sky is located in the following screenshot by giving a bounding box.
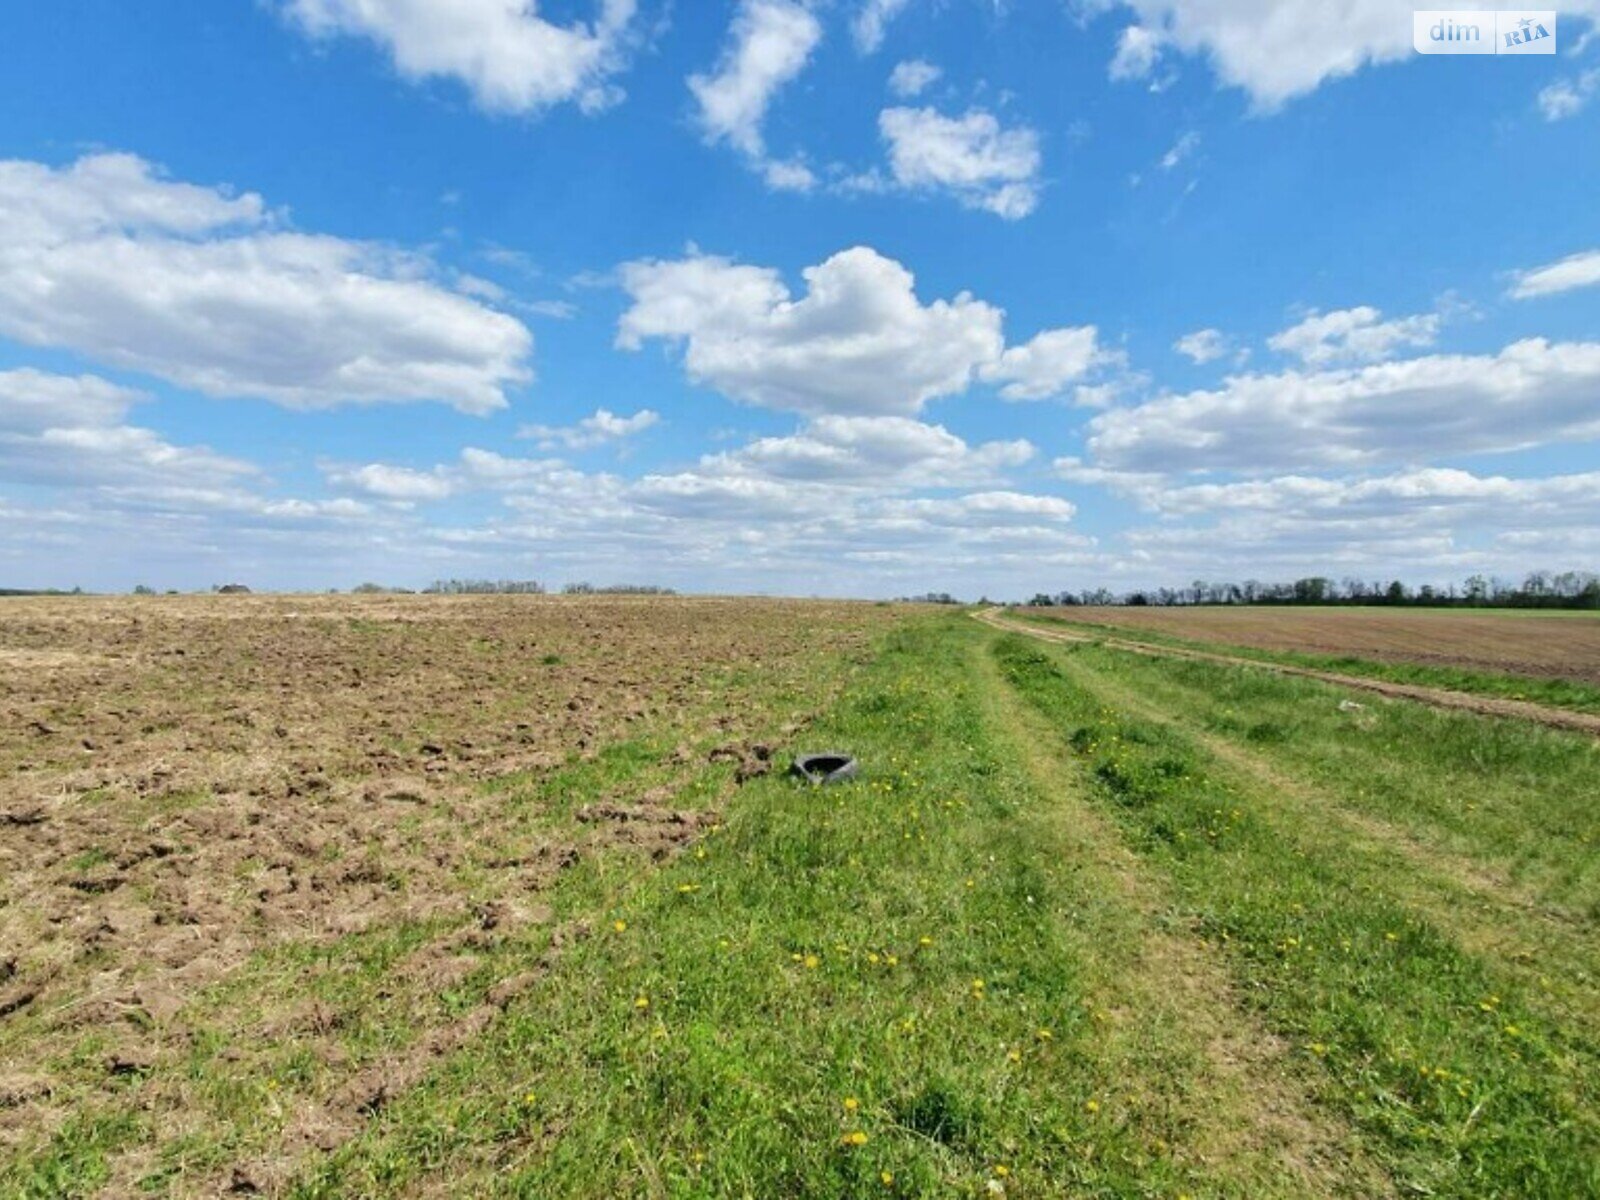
[0,0,1597,597]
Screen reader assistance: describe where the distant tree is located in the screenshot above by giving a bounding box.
[132,584,155,595]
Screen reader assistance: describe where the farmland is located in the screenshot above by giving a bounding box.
[1024,604,1600,685]
[2,597,1598,1197]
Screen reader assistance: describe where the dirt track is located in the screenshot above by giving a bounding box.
[977,608,1600,738]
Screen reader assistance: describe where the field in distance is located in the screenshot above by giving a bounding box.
[1021,605,1600,683]
[2,596,1597,1197]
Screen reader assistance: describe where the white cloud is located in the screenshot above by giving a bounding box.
[1108,24,1167,81]
[326,463,455,501]
[0,368,252,490]
[689,0,821,187]
[761,158,819,192]
[877,106,1042,219]
[618,246,1126,417]
[888,59,941,97]
[281,0,637,115]
[1066,464,1600,583]
[0,153,532,414]
[700,415,1033,488]
[1508,248,1600,300]
[853,0,913,53]
[1106,1,1600,109]
[616,246,1006,416]
[1267,306,1438,366]
[1086,337,1600,473]
[1173,328,1233,364]
[1538,68,1600,121]
[518,407,660,449]
[980,326,1113,400]
[1159,130,1200,170]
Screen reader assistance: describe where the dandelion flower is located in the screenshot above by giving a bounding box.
[804,954,820,970]
[841,1130,869,1147]
[881,1170,894,1185]
[613,919,627,933]
[994,1164,1010,1177]
[1085,1098,1100,1113]
[844,1097,860,1112]
[634,996,650,1010]
[919,936,933,947]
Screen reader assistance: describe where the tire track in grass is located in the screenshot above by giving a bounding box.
[969,633,1395,1199]
[288,619,1372,1198]
[1035,642,1600,1049]
[991,634,1600,1199]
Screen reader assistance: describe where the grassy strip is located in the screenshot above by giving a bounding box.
[1011,611,1600,716]
[993,634,1600,1198]
[291,618,1322,1198]
[1038,641,1600,919]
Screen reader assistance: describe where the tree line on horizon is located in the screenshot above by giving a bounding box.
[1025,570,1600,610]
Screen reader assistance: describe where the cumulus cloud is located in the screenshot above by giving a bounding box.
[1085,337,1600,473]
[1173,328,1236,364]
[853,0,913,52]
[1267,306,1439,366]
[0,153,533,413]
[1109,24,1167,81]
[1105,0,1600,109]
[616,246,1006,415]
[1061,464,1600,583]
[689,0,821,189]
[301,409,1078,594]
[325,463,455,501]
[700,415,1032,488]
[517,407,660,449]
[617,245,1122,417]
[888,59,941,97]
[1508,249,1600,300]
[0,368,253,490]
[326,447,571,501]
[876,106,1042,219]
[280,0,637,115]
[980,327,1115,401]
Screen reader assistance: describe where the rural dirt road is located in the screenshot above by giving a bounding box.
[976,608,1600,739]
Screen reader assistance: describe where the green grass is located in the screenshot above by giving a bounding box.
[292,618,1355,1198]
[9,613,1598,1197]
[993,633,1600,1198]
[1012,610,1600,715]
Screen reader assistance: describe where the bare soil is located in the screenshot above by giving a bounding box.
[0,594,894,1186]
